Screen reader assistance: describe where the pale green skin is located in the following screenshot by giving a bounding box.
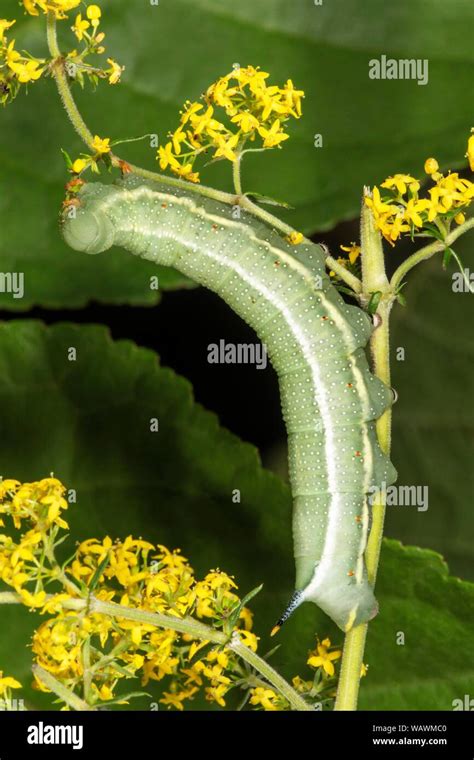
[62,177,397,631]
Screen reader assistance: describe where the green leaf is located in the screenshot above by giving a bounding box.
[442,246,454,268]
[2,0,474,306]
[0,320,293,708]
[360,540,474,710]
[367,290,383,314]
[388,253,474,579]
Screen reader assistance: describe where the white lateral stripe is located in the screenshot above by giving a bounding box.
[99,184,372,597]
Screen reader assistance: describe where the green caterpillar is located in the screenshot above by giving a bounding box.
[62,176,397,632]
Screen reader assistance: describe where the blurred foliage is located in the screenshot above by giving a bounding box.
[1,0,474,307]
[388,250,474,581]
[0,321,473,710]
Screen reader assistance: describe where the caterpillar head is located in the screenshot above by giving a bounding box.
[61,188,115,255]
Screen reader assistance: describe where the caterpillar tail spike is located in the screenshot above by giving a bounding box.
[270,590,305,636]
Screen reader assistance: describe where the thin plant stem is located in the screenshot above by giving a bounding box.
[390,216,474,293]
[32,664,95,711]
[334,200,393,711]
[229,634,314,711]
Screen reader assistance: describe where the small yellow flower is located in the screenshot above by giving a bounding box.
[286,231,304,245]
[281,79,305,117]
[86,4,101,27]
[467,133,474,173]
[257,119,289,149]
[403,198,431,227]
[307,637,342,677]
[19,588,47,608]
[424,157,439,175]
[340,242,361,264]
[158,142,180,172]
[159,687,195,711]
[231,111,260,133]
[236,629,259,652]
[71,158,87,174]
[0,19,15,44]
[213,132,240,162]
[455,212,466,225]
[239,606,253,631]
[249,686,280,711]
[71,13,89,41]
[0,673,22,695]
[360,663,369,677]
[364,186,397,218]
[205,683,228,707]
[91,135,111,155]
[106,59,123,86]
[381,173,420,195]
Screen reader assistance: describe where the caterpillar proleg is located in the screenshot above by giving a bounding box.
[62,176,397,632]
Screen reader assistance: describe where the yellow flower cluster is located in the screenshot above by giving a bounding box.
[0,478,69,607]
[0,477,68,531]
[158,65,304,183]
[68,6,124,87]
[23,0,81,19]
[37,538,259,708]
[0,19,45,103]
[1,4,122,107]
[1,477,342,711]
[366,144,474,245]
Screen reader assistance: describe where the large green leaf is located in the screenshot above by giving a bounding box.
[1,0,473,307]
[388,250,474,580]
[361,539,474,710]
[0,321,472,710]
[0,320,295,708]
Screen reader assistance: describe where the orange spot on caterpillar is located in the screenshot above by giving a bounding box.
[354,451,362,457]
[274,260,281,267]
[212,224,219,232]
[347,383,353,388]
[321,315,329,320]
[62,198,80,210]
[347,570,355,577]
[161,203,168,208]
[355,515,362,523]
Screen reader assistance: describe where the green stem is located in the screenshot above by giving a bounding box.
[233,153,243,196]
[326,256,363,294]
[229,634,313,711]
[390,216,474,293]
[334,198,393,711]
[47,13,94,148]
[0,591,21,604]
[89,597,228,644]
[32,664,94,711]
